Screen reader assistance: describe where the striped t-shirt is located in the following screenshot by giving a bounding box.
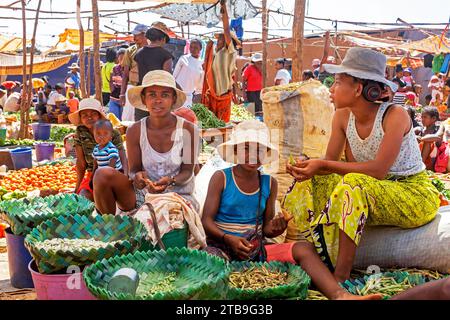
[92,141,122,170]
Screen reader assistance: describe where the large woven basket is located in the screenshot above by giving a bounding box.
[227,261,311,300]
[341,271,428,299]
[83,248,230,300]
[24,214,147,274]
[0,194,94,236]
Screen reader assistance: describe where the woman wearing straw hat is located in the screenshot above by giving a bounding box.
[69,98,127,201]
[65,62,81,99]
[283,47,440,283]
[202,120,381,300]
[93,70,200,214]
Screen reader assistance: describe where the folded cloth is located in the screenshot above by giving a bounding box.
[122,192,207,249]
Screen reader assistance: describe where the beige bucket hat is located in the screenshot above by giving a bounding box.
[68,98,106,126]
[218,120,279,165]
[127,70,186,111]
[68,62,80,70]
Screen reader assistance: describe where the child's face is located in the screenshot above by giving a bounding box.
[329,74,360,109]
[421,113,437,128]
[94,127,112,146]
[403,71,411,77]
[235,142,265,169]
[80,110,101,129]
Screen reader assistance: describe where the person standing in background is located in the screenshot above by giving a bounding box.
[242,53,263,119]
[120,24,149,122]
[312,58,321,78]
[65,63,81,98]
[391,64,410,106]
[101,48,117,107]
[274,58,292,86]
[134,21,174,121]
[173,39,204,108]
[109,48,127,120]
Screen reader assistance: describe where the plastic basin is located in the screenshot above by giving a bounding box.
[35,142,55,162]
[5,228,34,289]
[10,147,32,169]
[31,123,51,141]
[28,260,97,300]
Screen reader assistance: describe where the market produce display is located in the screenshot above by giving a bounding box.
[229,266,288,290]
[227,261,310,300]
[34,238,120,252]
[230,104,255,122]
[2,139,64,148]
[25,214,147,274]
[0,193,94,236]
[0,188,27,201]
[191,103,226,129]
[0,163,77,192]
[83,248,230,300]
[49,126,75,142]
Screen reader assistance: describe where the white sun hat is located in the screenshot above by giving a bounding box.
[217,120,279,165]
[68,98,106,126]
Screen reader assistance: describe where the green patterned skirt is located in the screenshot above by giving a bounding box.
[282,171,440,269]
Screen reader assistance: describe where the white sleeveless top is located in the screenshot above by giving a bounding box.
[139,116,197,207]
[346,103,425,176]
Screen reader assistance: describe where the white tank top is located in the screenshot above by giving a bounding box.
[346,102,425,176]
[139,116,196,198]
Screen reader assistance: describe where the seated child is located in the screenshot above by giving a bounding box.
[417,107,444,171]
[67,91,79,113]
[202,120,381,300]
[89,119,123,189]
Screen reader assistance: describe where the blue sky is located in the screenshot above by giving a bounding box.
[0,0,448,49]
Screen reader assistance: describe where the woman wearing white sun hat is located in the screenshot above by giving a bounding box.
[93,70,200,215]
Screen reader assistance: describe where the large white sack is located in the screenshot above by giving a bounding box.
[355,206,450,274]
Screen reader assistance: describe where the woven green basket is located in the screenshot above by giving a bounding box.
[83,248,230,300]
[24,214,147,274]
[341,271,428,299]
[227,261,311,300]
[0,193,94,236]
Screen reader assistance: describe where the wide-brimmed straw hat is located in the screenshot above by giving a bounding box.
[127,70,186,111]
[218,120,279,165]
[323,47,398,93]
[251,53,263,63]
[148,21,172,43]
[68,98,106,126]
[68,63,80,70]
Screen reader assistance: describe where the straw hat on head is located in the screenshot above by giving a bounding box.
[251,53,263,63]
[68,98,106,126]
[127,70,186,111]
[218,120,279,165]
[68,63,80,70]
[323,47,398,93]
[148,21,172,43]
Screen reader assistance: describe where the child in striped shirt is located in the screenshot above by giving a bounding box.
[89,119,123,189]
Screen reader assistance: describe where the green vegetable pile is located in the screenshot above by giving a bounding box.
[3,139,64,148]
[230,104,255,122]
[0,187,27,201]
[50,126,75,142]
[428,171,450,200]
[191,103,226,129]
[137,272,177,296]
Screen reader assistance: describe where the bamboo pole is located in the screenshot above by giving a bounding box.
[77,0,87,98]
[91,0,102,103]
[261,0,268,88]
[292,0,306,82]
[24,0,42,138]
[19,0,27,139]
[87,49,92,97]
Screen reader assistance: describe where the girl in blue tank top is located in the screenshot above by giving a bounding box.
[202,120,383,300]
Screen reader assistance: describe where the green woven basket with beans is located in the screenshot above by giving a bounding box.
[226,261,311,300]
[24,214,147,274]
[83,248,230,300]
[0,193,94,236]
[340,271,429,299]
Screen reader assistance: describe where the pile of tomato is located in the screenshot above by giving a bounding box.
[0,164,77,192]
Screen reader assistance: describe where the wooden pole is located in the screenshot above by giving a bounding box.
[127,10,130,31]
[19,0,27,139]
[261,0,268,88]
[292,0,306,82]
[24,0,42,138]
[92,0,102,103]
[77,0,87,98]
[87,49,92,97]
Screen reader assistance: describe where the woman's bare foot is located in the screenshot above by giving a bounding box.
[334,291,383,300]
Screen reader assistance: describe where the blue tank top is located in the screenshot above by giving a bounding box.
[215,167,271,237]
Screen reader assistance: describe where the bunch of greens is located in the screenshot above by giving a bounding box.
[191,104,226,129]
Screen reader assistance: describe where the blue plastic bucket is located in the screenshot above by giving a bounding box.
[10,147,32,169]
[32,123,51,140]
[5,228,34,289]
[35,142,55,162]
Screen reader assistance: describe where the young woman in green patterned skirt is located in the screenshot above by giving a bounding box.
[283,48,440,283]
